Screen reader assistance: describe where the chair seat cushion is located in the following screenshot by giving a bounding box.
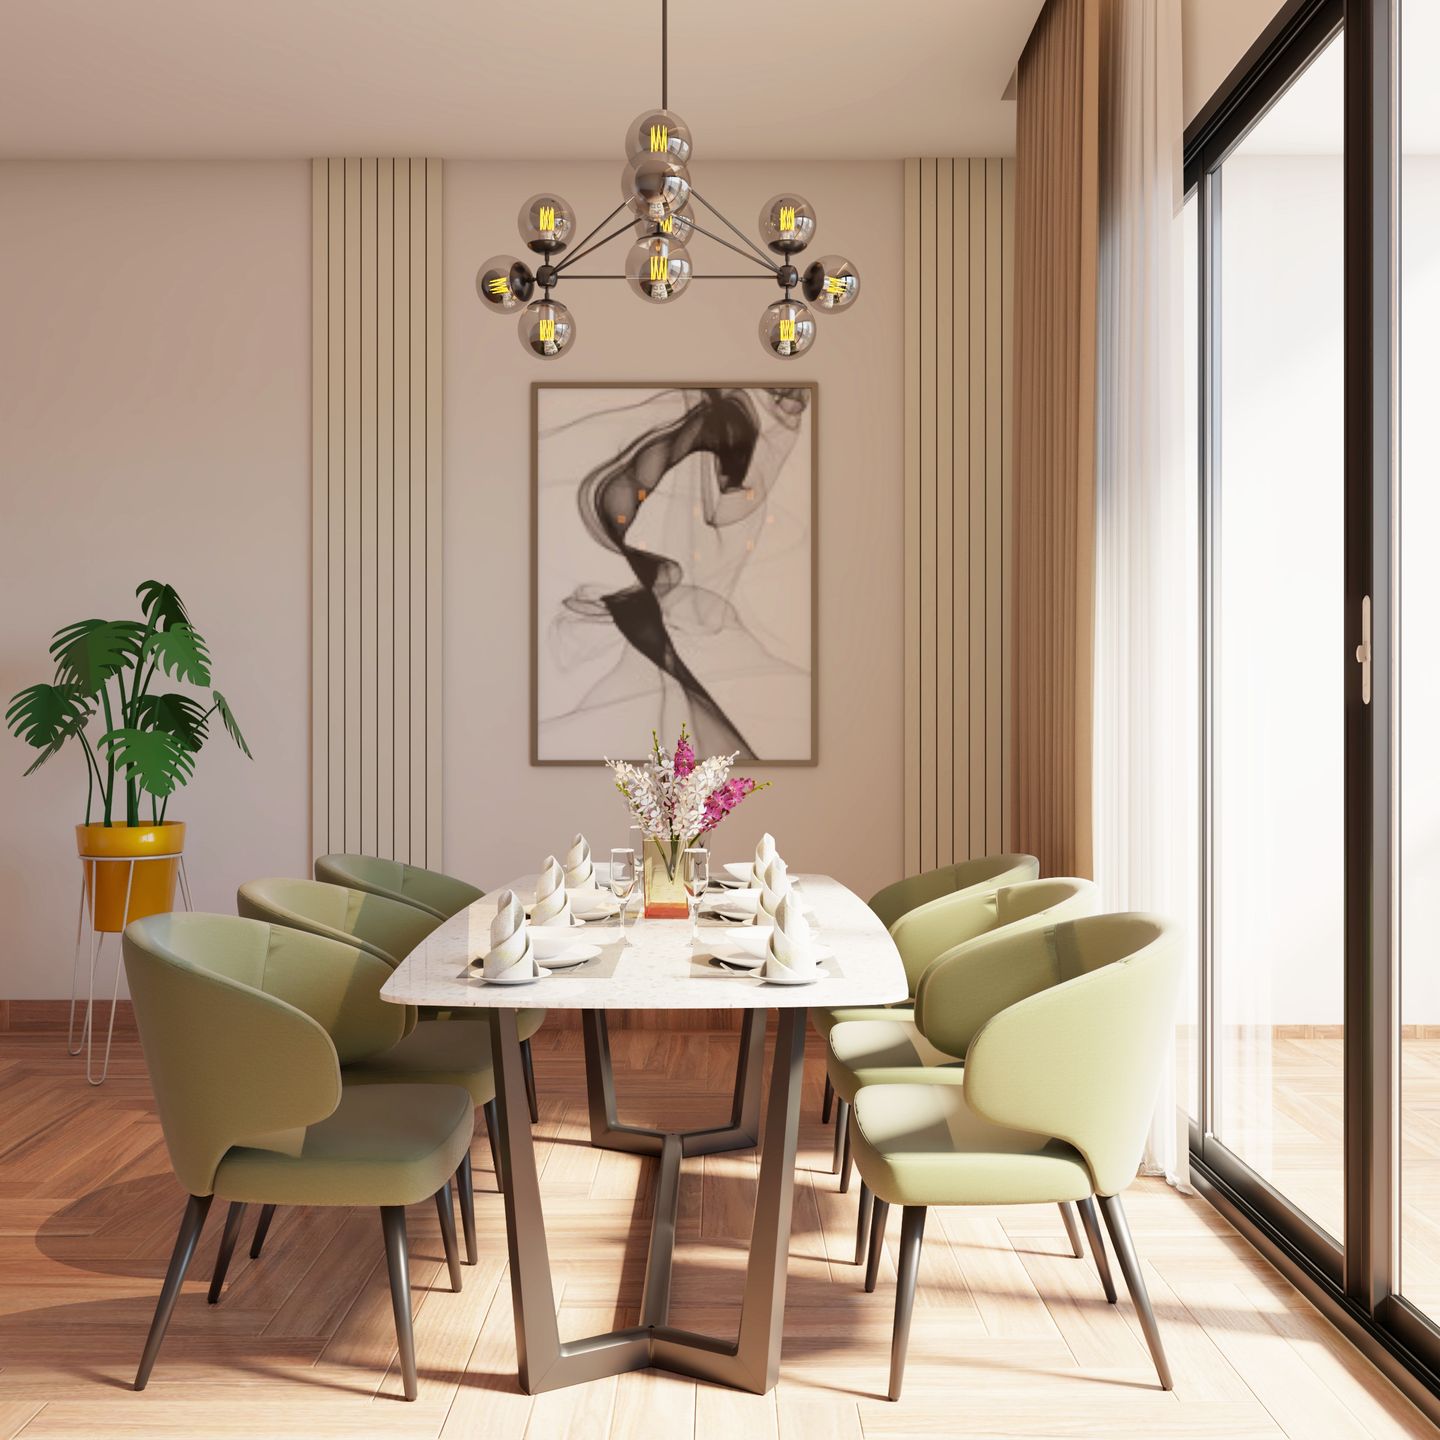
[827,1019,964,1104]
[810,1004,914,1040]
[850,1082,1092,1207]
[343,1019,495,1105]
[214,1083,475,1208]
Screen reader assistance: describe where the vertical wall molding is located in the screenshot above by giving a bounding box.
[903,157,1015,876]
[311,158,443,866]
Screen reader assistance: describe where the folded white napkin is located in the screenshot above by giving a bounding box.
[563,832,594,891]
[483,889,540,981]
[764,891,818,980]
[749,832,777,888]
[755,853,790,924]
[531,855,574,926]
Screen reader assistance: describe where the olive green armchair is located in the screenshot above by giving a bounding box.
[123,912,476,1401]
[846,913,1180,1400]
[315,853,484,922]
[238,876,544,1124]
[816,853,1040,1179]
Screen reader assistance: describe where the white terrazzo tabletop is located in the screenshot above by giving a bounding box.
[380,871,907,1011]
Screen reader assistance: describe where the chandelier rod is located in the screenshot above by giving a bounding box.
[557,273,776,280]
[554,217,639,275]
[662,0,668,109]
[690,189,779,269]
[679,217,779,272]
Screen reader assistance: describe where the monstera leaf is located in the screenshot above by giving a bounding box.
[5,682,92,750]
[135,580,191,631]
[211,690,252,758]
[142,625,211,687]
[99,728,196,798]
[49,620,145,695]
[22,741,66,777]
[131,691,209,752]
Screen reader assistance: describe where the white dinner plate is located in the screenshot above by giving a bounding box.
[722,862,757,884]
[709,952,765,972]
[539,944,601,970]
[477,965,553,986]
[572,898,622,922]
[703,887,760,912]
[760,965,825,986]
[714,927,833,963]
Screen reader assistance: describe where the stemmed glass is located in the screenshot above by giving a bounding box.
[682,847,710,941]
[609,848,637,938]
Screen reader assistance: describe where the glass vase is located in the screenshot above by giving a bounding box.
[642,837,690,919]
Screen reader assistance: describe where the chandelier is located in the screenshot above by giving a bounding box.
[473,0,860,361]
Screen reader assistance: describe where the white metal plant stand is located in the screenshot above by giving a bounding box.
[68,851,192,1085]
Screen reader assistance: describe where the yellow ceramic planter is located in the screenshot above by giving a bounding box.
[76,821,186,934]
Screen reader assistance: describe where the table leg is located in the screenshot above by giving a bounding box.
[487,1006,807,1396]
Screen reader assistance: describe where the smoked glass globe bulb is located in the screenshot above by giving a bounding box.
[758,193,817,255]
[516,193,576,255]
[802,254,860,312]
[622,155,692,222]
[624,108,693,166]
[626,235,693,303]
[475,255,534,314]
[758,298,816,359]
[517,298,576,360]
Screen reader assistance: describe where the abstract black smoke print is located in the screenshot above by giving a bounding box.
[533,385,815,763]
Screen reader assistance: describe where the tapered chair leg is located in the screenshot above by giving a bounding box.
[134,1193,213,1390]
[249,1202,276,1259]
[1077,1196,1117,1303]
[1058,1200,1086,1259]
[855,1180,874,1265]
[888,1205,927,1401]
[832,1098,850,1176]
[1098,1193,1173,1390]
[520,1038,540,1124]
[483,1098,506,1194]
[456,1153,477,1265]
[207,1201,246,1304]
[865,1197,890,1292]
[839,1118,854,1194]
[822,1072,835,1124]
[434,1181,462,1293]
[380,1206,418,1401]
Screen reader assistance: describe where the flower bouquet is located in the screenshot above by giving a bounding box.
[607,725,767,918]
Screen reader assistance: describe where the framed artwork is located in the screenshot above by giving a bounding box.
[531,382,818,765]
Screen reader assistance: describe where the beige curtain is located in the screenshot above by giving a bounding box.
[1010,0,1101,878]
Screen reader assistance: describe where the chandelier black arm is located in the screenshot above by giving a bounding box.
[553,218,639,275]
[559,201,628,266]
[682,218,779,272]
[688,188,779,269]
[557,273,775,280]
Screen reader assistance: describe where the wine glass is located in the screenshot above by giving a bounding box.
[610,847,637,937]
[682,847,709,940]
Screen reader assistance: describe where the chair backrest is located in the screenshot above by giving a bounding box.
[123,913,406,1196]
[868,854,1039,932]
[314,853,484,921]
[237,876,441,968]
[877,855,1042,993]
[913,877,1099,1049]
[962,913,1181,1197]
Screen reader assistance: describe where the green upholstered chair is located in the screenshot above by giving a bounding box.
[315,853,484,922]
[123,912,475,1401]
[847,913,1181,1400]
[237,876,544,1123]
[816,853,1040,1179]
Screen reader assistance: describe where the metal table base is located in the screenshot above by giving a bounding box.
[486,1004,806,1395]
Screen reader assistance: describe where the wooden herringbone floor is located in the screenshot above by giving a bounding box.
[0,1021,1434,1439]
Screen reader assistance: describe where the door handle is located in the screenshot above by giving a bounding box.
[1355,594,1372,706]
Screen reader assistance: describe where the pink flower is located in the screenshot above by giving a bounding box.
[674,733,696,779]
[698,776,760,834]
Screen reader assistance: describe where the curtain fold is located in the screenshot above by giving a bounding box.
[1091,0,1194,1186]
[1010,0,1101,879]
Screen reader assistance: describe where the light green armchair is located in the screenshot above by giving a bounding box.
[315,853,485,922]
[816,853,1040,1182]
[846,913,1180,1400]
[238,876,545,1125]
[123,912,475,1401]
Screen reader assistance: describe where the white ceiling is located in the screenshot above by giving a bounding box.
[0,0,1042,161]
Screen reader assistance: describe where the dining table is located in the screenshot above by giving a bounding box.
[380,870,907,1397]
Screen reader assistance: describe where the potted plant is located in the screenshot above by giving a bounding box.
[4,580,251,931]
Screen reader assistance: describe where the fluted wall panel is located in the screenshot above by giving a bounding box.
[312,158,443,866]
[903,157,1015,876]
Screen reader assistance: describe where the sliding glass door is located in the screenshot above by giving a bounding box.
[1186,0,1440,1401]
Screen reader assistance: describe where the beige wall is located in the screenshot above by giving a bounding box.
[441,160,906,899]
[1182,0,1288,126]
[0,161,312,997]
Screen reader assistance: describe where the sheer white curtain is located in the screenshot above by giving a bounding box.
[1092,0,1196,1187]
